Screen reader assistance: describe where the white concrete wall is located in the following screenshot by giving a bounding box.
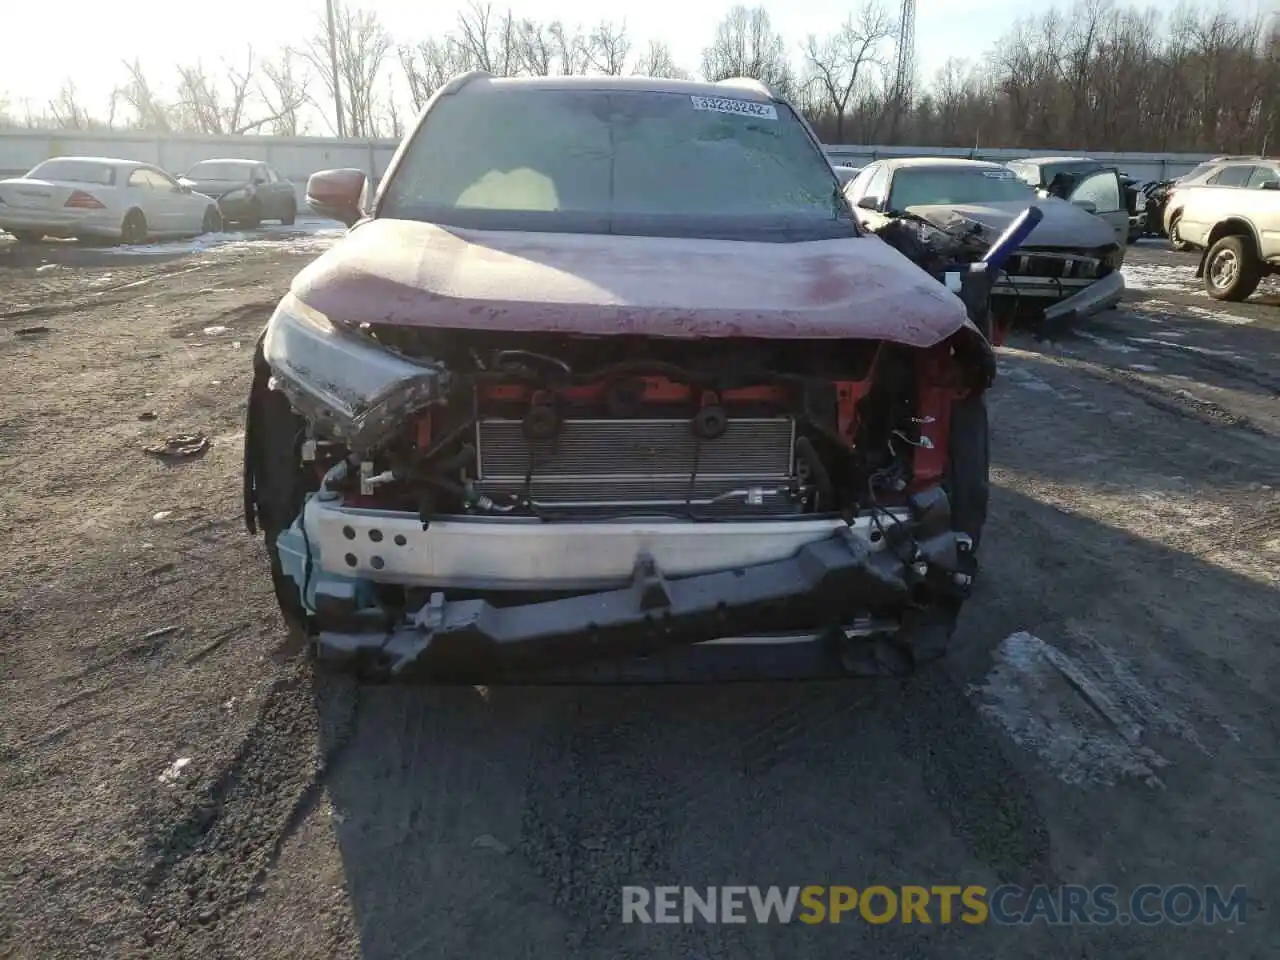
[0,128,1217,187]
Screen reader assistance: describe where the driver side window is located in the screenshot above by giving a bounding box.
[147,168,179,190]
[859,165,890,209]
[1246,166,1279,188]
[1069,171,1121,213]
[844,164,874,201]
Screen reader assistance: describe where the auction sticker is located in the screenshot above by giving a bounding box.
[691,95,778,120]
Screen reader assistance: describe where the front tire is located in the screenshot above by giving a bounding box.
[245,339,313,643]
[1169,213,1191,252]
[1203,235,1263,302]
[946,392,990,554]
[885,392,989,672]
[120,209,147,245]
[201,206,222,235]
[240,200,262,230]
[280,199,297,226]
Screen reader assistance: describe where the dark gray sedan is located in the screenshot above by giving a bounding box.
[178,159,297,228]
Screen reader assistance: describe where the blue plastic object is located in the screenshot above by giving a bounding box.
[980,206,1044,277]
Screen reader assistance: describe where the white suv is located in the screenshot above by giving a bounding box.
[1162,157,1280,301]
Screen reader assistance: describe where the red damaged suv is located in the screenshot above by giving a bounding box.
[243,73,998,683]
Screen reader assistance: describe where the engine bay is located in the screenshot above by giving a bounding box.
[293,327,980,525]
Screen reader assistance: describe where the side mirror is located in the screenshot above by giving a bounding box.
[1260,180,1280,191]
[306,168,368,227]
[856,195,881,211]
[1071,198,1098,214]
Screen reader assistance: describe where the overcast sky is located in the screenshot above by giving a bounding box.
[1,0,1274,128]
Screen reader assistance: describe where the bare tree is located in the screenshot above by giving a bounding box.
[515,19,557,76]
[702,6,797,99]
[585,20,631,76]
[47,81,93,130]
[172,50,257,135]
[632,40,691,79]
[258,48,313,136]
[114,59,171,131]
[454,1,520,77]
[14,3,1277,152]
[550,21,590,75]
[306,3,393,136]
[400,37,472,108]
[802,3,894,142]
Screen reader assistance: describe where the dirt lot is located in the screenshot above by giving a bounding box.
[1,230,1278,959]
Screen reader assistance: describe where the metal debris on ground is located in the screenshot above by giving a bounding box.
[471,834,511,854]
[143,434,210,459]
[158,757,192,784]
[15,326,50,336]
[138,411,158,421]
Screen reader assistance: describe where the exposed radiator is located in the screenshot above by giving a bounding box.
[473,417,798,515]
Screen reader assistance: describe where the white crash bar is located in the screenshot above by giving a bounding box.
[303,496,903,591]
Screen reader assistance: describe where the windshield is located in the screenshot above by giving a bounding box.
[26,159,116,186]
[186,161,254,181]
[889,167,1035,209]
[1176,162,1218,184]
[380,88,849,239]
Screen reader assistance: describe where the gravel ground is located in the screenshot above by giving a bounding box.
[1,230,1277,959]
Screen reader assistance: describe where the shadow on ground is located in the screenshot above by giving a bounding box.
[989,348,1280,492]
[312,482,1278,960]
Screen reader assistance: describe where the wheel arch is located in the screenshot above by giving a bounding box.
[120,206,148,242]
[1205,217,1260,255]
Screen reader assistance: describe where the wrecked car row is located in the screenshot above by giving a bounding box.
[0,156,296,245]
[845,158,1126,335]
[246,73,1054,685]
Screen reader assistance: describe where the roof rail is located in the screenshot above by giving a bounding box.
[714,77,774,98]
[438,70,494,97]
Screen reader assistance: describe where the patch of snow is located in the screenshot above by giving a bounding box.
[1076,330,1139,354]
[970,631,1227,788]
[1127,336,1239,360]
[1129,298,1253,327]
[98,218,344,259]
[1121,263,1198,291]
[202,325,230,335]
[1182,304,1254,326]
[158,757,191,783]
[1128,363,1159,372]
[999,362,1063,396]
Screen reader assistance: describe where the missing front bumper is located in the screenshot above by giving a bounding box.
[992,271,1125,327]
[279,486,975,683]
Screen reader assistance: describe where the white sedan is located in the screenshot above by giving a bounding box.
[0,156,222,245]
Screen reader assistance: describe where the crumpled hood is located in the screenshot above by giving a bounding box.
[905,199,1117,249]
[289,218,973,348]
